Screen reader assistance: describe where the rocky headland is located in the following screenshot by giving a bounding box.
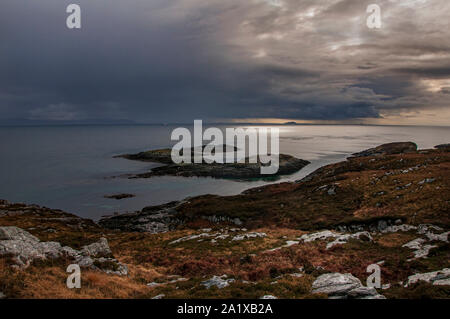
[1,142,449,299]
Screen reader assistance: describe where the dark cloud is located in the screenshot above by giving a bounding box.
[0,0,449,123]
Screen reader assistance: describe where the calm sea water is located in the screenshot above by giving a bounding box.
[0,124,448,220]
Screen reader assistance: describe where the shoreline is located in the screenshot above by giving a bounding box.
[1,142,449,299]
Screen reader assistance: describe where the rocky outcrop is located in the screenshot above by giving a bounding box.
[99,201,182,233]
[201,275,235,289]
[231,232,266,241]
[350,142,417,158]
[299,230,372,249]
[402,238,437,260]
[0,226,127,275]
[311,273,385,299]
[406,268,450,286]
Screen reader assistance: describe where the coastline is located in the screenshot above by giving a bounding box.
[1,142,449,299]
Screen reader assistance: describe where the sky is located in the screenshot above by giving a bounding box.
[1,0,449,125]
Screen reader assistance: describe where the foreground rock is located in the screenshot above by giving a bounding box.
[350,142,417,158]
[0,226,127,275]
[311,273,385,299]
[116,147,310,179]
[406,268,450,287]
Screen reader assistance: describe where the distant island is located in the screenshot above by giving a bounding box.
[115,146,310,179]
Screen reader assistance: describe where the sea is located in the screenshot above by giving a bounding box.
[0,124,448,220]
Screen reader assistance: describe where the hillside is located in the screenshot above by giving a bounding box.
[1,143,449,299]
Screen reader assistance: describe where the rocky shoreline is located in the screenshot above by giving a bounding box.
[1,142,449,299]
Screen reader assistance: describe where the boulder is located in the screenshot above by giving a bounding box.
[0,226,39,242]
[311,273,386,299]
[0,226,127,276]
[312,273,362,296]
[81,237,112,257]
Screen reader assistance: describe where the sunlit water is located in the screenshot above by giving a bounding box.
[0,124,448,220]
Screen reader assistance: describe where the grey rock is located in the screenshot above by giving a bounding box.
[377,220,388,232]
[260,295,277,299]
[95,257,129,276]
[0,239,45,266]
[326,232,372,249]
[201,275,235,289]
[406,268,450,286]
[39,242,62,259]
[311,273,362,296]
[418,178,435,185]
[60,246,81,258]
[347,287,379,298]
[0,226,39,242]
[402,238,437,259]
[232,232,266,241]
[0,227,127,276]
[299,230,372,249]
[99,201,182,233]
[312,273,386,299]
[151,294,165,299]
[75,255,95,268]
[81,237,112,257]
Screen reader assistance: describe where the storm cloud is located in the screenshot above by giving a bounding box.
[1,0,449,123]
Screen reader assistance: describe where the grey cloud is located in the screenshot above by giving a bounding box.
[0,0,449,123]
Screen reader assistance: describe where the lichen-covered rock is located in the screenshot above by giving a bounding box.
[311,273,385,299]
[312,273,362,296]
[201,275,235,289]
[94,257,129,276]
[81,237,112,257]
[0,240,45,266]
[402,238,437,260]
[347,287,383,299]
[0,226,39,242]
[0,226,127,276]
[232,232,266,241]
[299,230,372,249]
[406,268,450,286]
